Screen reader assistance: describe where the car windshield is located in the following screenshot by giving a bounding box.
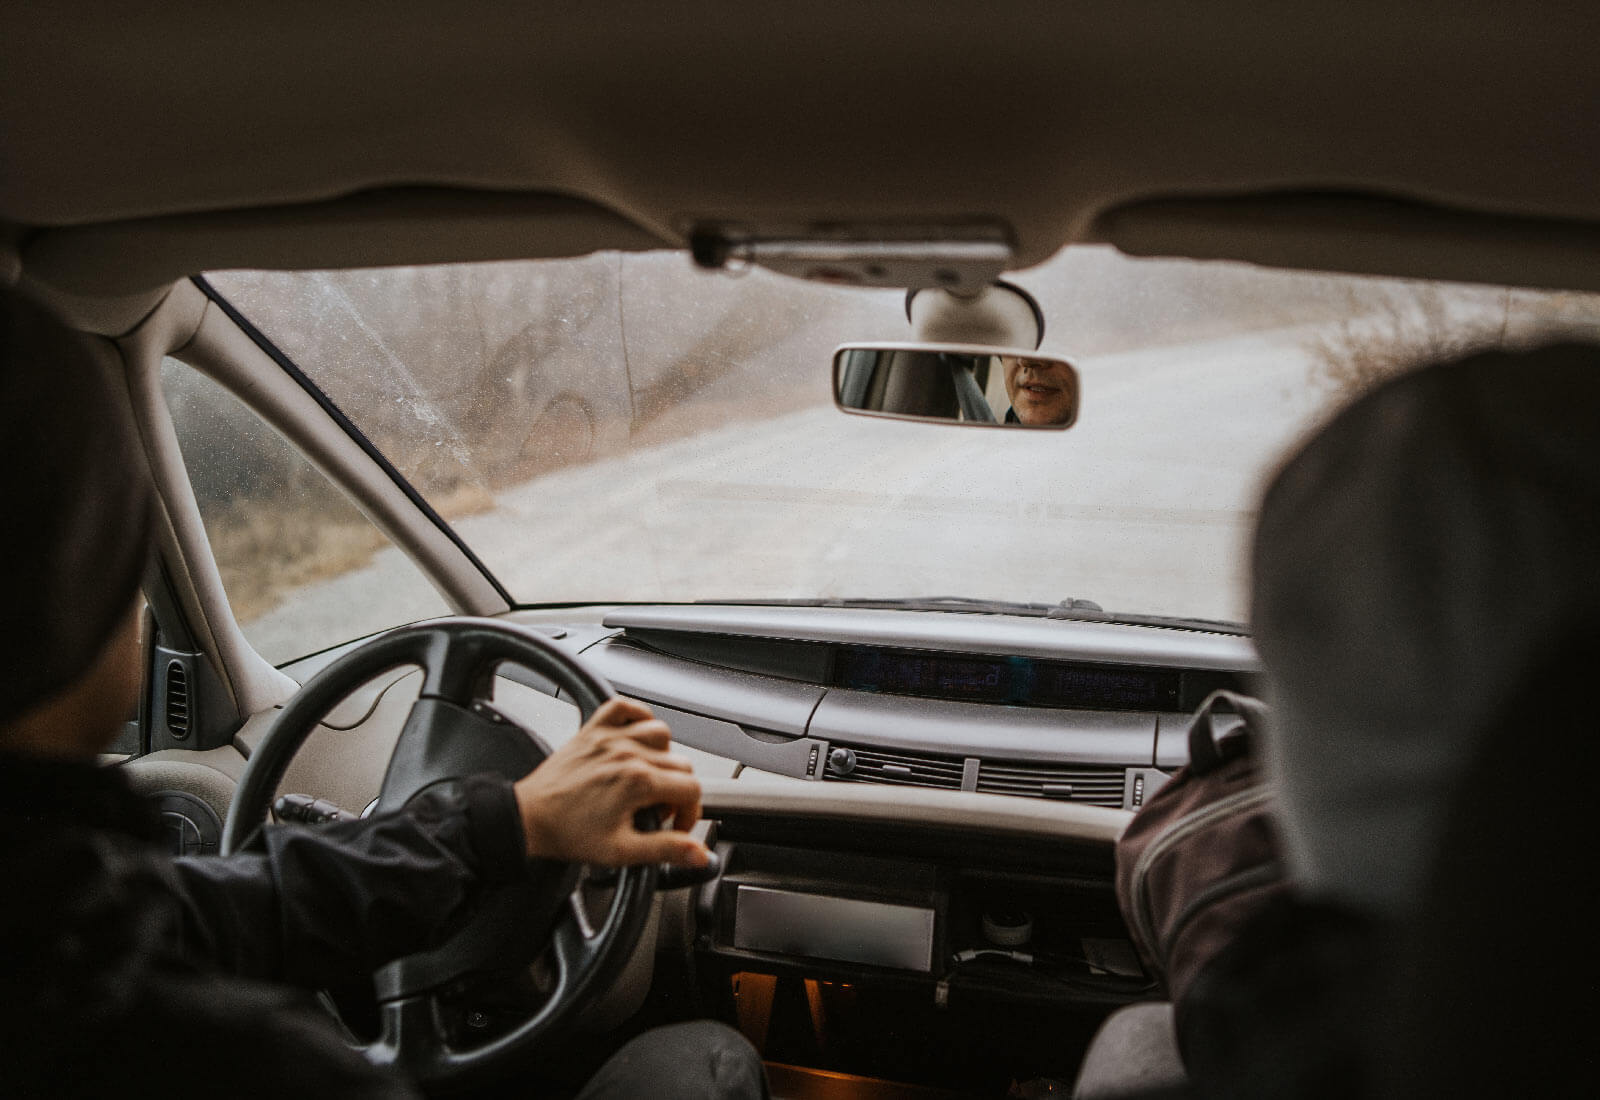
[205,249,1599,629]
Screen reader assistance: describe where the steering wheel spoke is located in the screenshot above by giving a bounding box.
[552,862,648,982]
[364,992,448,1078]
[552,901,600,985]
[416,624,495,706]
[568,870,602,940]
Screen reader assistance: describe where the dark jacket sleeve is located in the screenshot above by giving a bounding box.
[165,773,528,987]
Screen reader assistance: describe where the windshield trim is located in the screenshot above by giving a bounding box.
[191,274,515,608]
[690,597,1248,636]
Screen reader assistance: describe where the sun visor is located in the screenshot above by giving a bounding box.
[18,189,671,298]
[1094,194,1600,295]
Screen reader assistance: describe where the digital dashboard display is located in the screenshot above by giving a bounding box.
[833,646,1181,711]
[834,649,1013,702]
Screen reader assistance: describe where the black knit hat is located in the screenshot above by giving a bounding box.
[0,289,152,722]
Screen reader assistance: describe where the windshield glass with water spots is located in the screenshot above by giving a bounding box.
[204,250,1600,634]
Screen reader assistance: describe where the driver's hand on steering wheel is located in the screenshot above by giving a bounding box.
[512,698,710,869]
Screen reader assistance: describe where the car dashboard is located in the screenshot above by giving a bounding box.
[572,604,1255,802]
[560,605,1254,1091]
[144,604,1257,1094]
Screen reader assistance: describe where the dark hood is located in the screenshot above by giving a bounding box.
[1251,341,1600,919]
[0,288,151,723]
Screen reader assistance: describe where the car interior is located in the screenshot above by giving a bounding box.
[4,4,1598,1097]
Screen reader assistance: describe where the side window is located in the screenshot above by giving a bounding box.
[159,358,450,665]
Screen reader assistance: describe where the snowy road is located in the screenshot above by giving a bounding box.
[246,321,1342,660]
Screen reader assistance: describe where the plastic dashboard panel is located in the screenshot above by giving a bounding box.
[579,643,1169,803]
[698,776,1128,851]
[807,689,1154,765]
[578,639,1164,775]
[577,608,1260,788]
[574,638,824,736]
[601,604,1259,671]
[281,607,1256,801]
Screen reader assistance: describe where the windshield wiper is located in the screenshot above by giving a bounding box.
[696,597,1248,635]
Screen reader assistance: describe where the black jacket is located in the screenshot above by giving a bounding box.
[0,752,528,1097]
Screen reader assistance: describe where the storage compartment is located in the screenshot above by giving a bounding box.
[692,839,1155,1095]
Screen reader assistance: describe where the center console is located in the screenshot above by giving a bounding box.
[684,810,1154,1094]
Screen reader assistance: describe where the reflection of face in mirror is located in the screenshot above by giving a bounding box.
[833,343,1076,429]
[1002,356,1077,426]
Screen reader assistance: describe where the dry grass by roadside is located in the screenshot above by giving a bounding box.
[1307,286,1504,401]
[1306,285,1600,405]
[210,481,494,624]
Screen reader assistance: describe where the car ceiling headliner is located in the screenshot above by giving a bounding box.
[4,2,1599,321]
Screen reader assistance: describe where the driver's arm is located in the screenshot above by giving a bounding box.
[158,699,707,989]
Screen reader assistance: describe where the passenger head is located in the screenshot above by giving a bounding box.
[1250,342,1600,921]
[1002,355,1077,426]
[0,288,151,759]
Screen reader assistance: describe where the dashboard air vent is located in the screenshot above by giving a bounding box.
[824,745,965,790]
[165,659,190,739]
[976,761,1124,806]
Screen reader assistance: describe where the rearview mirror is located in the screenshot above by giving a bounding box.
[833,343,1079,429]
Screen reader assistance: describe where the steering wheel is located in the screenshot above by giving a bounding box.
[222,617,659,1091]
